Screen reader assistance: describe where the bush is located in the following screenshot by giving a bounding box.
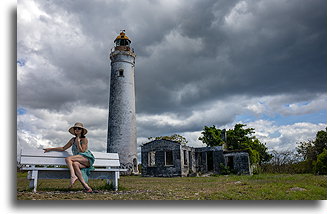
[219,163,231,175]
[315,149,327,175]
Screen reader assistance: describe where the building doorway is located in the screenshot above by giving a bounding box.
[227,156,234,170]
[207,151,213,171]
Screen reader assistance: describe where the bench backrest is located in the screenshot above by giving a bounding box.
[19,148,120,168]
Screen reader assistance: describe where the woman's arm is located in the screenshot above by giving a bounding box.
[43,138,73,153]
[75,137,88,153]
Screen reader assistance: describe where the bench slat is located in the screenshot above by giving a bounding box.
[20,149,119,160]
[93,152,119,159]
[94,159,120,167]
[20,157,120,167]
[21,167,127,172]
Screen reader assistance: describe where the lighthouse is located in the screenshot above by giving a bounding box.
[107,31,138,174]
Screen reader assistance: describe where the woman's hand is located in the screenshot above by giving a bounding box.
[75,136,81,145]
[43,148,51,153]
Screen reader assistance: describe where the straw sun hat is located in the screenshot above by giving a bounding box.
[68,122,88,135]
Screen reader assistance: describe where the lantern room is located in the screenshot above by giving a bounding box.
[114,31,132,51]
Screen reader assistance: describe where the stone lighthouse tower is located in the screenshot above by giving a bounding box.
[107,31,138,174]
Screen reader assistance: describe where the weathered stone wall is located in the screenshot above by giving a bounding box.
[224,152,251,175]
[194,147,225,174]
[141,140,182,177]
[180,145,196,176]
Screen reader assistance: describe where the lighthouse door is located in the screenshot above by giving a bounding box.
[133,158,138,173]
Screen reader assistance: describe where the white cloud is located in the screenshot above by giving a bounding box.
[247,120,325,151]
[224,1,255,31]
[17,0,50,23]
[17,104,109,154]
[246,102,265,115]
[244,94,327,117]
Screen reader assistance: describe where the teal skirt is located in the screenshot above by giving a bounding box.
[77,150,95,183]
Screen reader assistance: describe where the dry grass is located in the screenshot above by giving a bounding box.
[17,172,327,200]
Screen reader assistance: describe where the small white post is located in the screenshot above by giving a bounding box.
[113,171,119,191]
[27,170,38,193]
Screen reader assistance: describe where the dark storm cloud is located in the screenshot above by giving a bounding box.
[135,0,326,115]
[18,0,326,112]
[18,0,182,111]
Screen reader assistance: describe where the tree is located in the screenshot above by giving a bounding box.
[148,134,188,144]
[198,125,224,147]
[296,127,327,174]
[225,124,255,150]
[314,129,327,155]
[296,127,327,161]
[296,140,316,161]
[199,124,271,164]
[226,124,271,164]
[315,149,327,175]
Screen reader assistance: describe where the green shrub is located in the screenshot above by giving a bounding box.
[315,149,327,175]
[219,163,231,175]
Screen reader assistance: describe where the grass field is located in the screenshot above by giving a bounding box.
[17,172,326,200]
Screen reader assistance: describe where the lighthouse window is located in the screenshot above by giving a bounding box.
[121,39,130,46]
[118,69,124,77]
[116,39,129,46]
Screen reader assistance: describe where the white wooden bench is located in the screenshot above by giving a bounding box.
[18,148,127,192]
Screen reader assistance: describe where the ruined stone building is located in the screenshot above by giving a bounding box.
[141,140,251,177]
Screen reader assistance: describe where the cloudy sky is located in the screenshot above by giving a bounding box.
[17,0,326,159]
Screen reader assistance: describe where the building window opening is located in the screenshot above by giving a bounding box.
[118,69,124,77]
[207,151,213,171]
[165,151,173,166]
[183,150,188,166]
[148,151,156,167]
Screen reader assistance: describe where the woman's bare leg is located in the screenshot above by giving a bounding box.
[65,157,78,188]
[72,161,92,192]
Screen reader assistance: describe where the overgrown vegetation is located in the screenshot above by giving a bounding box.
[147,134,188,144]
[198,124,272,165]
[296,128,327,174]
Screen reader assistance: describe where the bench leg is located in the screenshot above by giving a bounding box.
[106,171,119,191]
[27,170,38,193]
[113,171,119,191]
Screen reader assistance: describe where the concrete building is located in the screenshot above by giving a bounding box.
[107,31,138,174]
[141,140,251,177]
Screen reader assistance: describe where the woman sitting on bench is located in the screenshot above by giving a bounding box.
[43,122,95,193]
